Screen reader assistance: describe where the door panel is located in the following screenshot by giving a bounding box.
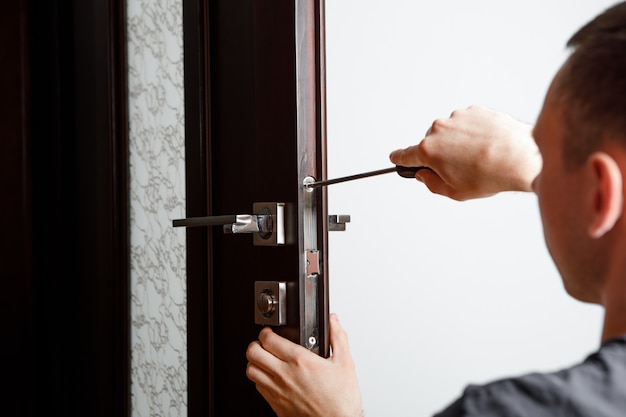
[6,1,130,416]
[183,0,328,415]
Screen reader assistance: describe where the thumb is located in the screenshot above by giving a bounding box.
[329,313,351,360]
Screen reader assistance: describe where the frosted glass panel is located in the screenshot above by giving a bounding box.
[127,0,187,415]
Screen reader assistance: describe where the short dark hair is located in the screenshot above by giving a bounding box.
[555,1,626,169]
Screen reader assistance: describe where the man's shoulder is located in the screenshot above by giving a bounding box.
[435,336,626,417]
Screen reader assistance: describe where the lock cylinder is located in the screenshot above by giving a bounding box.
[257,290,277,317]
[254,281,287,326]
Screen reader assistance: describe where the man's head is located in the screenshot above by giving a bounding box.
[533,2,626,304]
[556,1,626,169]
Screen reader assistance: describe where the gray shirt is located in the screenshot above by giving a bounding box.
[434,336,626,417]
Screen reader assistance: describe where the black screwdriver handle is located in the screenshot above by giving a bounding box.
[395,165,429,178]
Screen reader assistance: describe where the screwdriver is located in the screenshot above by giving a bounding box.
[304,165,429,189]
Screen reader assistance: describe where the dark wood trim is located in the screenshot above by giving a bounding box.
[107,0,131,413]
[183,0,215,415]
[2,1,34,415]
[3,1,130,415]
[315,0,330,359]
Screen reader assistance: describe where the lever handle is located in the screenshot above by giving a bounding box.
[172,202,285,246]
[172,214,272,235]
[172,215,237,228]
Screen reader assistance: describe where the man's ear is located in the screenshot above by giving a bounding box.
[587,152,623,238]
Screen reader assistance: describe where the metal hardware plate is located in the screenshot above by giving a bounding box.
[253,202,285,246]
[329,214,351,231]
[254,281,287,326]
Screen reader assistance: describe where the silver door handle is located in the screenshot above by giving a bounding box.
[172,213,271,234]
[172,202,285,246]
[223,214,271,234]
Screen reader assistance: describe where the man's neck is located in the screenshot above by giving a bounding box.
[601,246,626,343]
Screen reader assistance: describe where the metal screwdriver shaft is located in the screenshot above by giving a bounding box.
[304,167,397,189]
[304,165,425,189]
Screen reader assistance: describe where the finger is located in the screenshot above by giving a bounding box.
[416,169,454,198]
[246,362,282,411]
[246,338,284,376]
[389,144,424,167]
[328,313,351,361]
[246,358,274,387]
[258,326,306,363]
[253,382,280,413]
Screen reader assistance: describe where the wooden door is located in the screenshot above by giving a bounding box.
[183,0,329,415]
[4,1,130,416]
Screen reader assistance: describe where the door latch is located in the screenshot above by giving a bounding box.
[172,202,285,246]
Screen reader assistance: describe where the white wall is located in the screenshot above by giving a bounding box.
[326,1,615,416]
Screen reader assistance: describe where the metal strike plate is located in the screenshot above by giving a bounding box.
[329,214,351,231]
[306,250,320,276]
[254,281,287,326]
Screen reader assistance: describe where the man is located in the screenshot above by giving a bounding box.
[246,2,626,416]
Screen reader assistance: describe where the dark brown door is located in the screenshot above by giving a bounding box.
[183,0,329,415]
[4,1,130,416]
